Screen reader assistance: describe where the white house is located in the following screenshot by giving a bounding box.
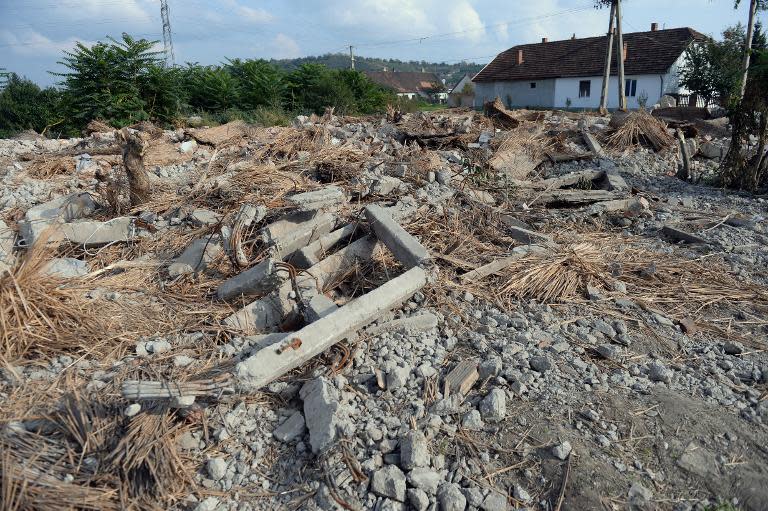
[473,25,705,110]
[448,74,475,108]
[364,71,446,102]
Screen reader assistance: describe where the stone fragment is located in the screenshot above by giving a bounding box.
[479,388,506,422]
[299,377,343,453]
[437,482,467,511]
[407,488,430,511]
[513,486,531,503]
[179,140,197,153]
[407,468,441,494]
[19,193,98,246]
[273,411,306,442]
[461,409,484,430]
[552,440,572,460]
[0,219,15,274]
[42,257,89,278]
[207,458,227,481]
[482,492,509,511]
[529,355,552,372]
[124,403,141,417]
[628,482,653,508]
[371,464,407,501]
[168,238,222,277]
[648,360,673,383]
[400,430,430,470]
[187,208,220,226]
[478,356,502,380]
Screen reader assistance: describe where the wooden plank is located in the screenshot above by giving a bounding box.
[443,360,479,398]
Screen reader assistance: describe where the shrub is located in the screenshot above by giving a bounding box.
[0,74,62,137]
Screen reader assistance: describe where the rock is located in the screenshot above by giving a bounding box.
[273,411,306,442]
[479,388,506,422]
[462,409,484,430]
[179,140,197,153]
[187,208,221,227]
[436,169,453,186]
[124,403,141,417]
[628,481,653,508]
[513,485,531,503]
[42,257,89,278]
[699,141,724,159]
[371,464,407,501]
[677,443,718,478]
[407,468,442,494]
[478,356,502,380]
[723,341,744,355]
[552,441,572,460]
[168,238,222,277]
[648,360,673,383]
[19,192,98,246]
[207,457,227,481]
[400,430,430,469]
[463,487,484,507]
[586,284,604,300]
[177,431,200,450]
[195,497,220,511]
[437,482,467,511]
[481,492,509,511]
[386,364,411,390]
[595,344,621,361]
[300,377,343,453]
[659,95,677,108]
[187,115,204,128]
[407,488,430,511]
[529,355,552,373]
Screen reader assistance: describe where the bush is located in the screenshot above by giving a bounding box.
[0,74,62,137]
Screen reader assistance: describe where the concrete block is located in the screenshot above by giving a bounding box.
[42,257,89,278]
[367,312,438,335]
[52,217,135,247]
[262,212,335,260]
[217,257,286,300]
[303,294,338,323]
[19,193,98,246]
[365,204,429,269]
[0,219,15,274]
[236,266,427,390]
[286,186,346,211]
[290,222,358,269]
[168,237,222,277]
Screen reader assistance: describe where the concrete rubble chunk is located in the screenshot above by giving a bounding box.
[187,208,221,227]
[481,492,509,511]
[42,257,89,278]
[168,237,222,277]
[407,489,430,511]
[506,225,555,246]
[299,377,344,453]
[272,411,306,442]
[365,204,430,269]
[386,364,411,390]
[235,266,427,388]
[50,217,136,248]
[217,257,285,300]
[286,186,346,211]
[291,222,358,269]
[400,430,430,470]
[437,482,467,511]
[0,219,16,274]
[370,175,404,195]
[19,192,98,246]
[262,212,336,260]
[479,388,506,422]
[302,294,338,323]
[371,464,407,501]
[366,312,438,336]
[207,457,227,481]
[552,440,572,460]
[407,468,442,494]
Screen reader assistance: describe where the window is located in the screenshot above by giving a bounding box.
[579,80,591,98]
[530,82,536,89]
[625,79,637,97]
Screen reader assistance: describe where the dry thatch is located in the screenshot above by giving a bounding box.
[605,111,675,151]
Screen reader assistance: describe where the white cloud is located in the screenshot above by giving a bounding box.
[0,29,95,57]
[445,1,485,42]
[270,33,300,59]
[332,0,435,40]
[220,0,274,24]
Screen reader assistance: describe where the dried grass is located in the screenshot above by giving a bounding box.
[26,157,75,179]
[605,111,675,151]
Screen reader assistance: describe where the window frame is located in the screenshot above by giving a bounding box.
[530,82,536,89]
[578,80,591,98]
[625,78,637,97]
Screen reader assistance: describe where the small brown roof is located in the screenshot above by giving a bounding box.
[364,71,443,93]
[474,27,706,83]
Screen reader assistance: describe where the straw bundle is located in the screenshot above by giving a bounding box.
[605,111,675,151]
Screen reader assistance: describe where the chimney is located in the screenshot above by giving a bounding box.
[571,33,576,40]
[623,41,628,61]
[517,49,524,65]
[541,37,548,43]
[651,22,659,31]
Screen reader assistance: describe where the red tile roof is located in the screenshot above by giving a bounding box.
[364,71,443,93]
[474,27,706,83]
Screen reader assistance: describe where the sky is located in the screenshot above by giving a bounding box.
[1,0,766,86]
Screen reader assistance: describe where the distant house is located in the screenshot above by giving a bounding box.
[364,71,446,102]
[448,74,474,108]
[473,25,706,110]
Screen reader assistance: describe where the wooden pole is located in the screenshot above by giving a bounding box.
[614,0,627,111]
[738,0,758,100]
[599,1,617,115]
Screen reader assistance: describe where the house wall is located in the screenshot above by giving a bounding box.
[473,79,556,109]
[553,72,683,109]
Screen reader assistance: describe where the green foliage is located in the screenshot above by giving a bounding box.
[225,58,284,108]
[183,64,241,111]
[141,64,185,124]
[0,74,62,138]
[54,33,164,128]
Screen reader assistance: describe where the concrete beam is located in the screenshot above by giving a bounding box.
[365,204,429,269]
[291,222,359,269]
[217,257,287,300]
[286,186,346,211]
[262,212,335,261]
[236,266,427,390]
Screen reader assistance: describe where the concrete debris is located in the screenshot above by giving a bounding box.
[371,464,407,501]
[0,219,15,273]
[302,293,337,323]
[286,186,346,211]
[42,257,89,278]
[291,222,358,269]
[399,430,430,469]
[479,388,506,422]
[262,211,335,260]
[272,411,306,442]
[216,257,285,300]
[168,237,222,277]
[365,204,430,269]
[19,192,98,246]
[437,482,467,511]
[299,377,345,453]
[366,311,438,335]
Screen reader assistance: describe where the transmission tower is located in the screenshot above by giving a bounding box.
[160,0,175,67]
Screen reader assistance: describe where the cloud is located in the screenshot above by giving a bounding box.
[219,0,274,24]
[330,0,435,40]
[270,33,300,59]
[0,29,95,57]
[445,1,485,42]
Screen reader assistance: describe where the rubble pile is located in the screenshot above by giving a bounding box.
[1,107,767,511]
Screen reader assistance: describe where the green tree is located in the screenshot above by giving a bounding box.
[54,33,164,129]
[140,64,186,124]
[226,58,284,109]
[183,64,241,112]
[0,74,62,137]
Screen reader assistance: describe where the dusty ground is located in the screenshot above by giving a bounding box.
[0,108,766,511]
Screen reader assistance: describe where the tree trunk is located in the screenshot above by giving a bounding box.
[120,127,151,206]
[738,0,759,100]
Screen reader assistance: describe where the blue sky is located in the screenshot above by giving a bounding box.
[1,0,766,86]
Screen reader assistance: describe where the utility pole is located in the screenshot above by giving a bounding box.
[598,1,617,114]
[738,0,758,100]
[349,45,355,70]
[160,0,175,67]
[614,0,626,110]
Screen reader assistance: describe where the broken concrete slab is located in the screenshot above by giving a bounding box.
[303,294,338,323]
[236,266,427,389]
[587,196,650,216]
[262,212,335,261]
[506,225,555,246]
[299,377,345,453]
[187,208,222,227]
[370,176,404,196]
[0,219,15,274]
[365,204,429,269]
[538,189,619,207]
[662,225,709,245]
[42,257,89,278]
[47,217,136,247]
[225,235,382,333]
[286,186,346,211]
[168,237,222,277]
[366,312,439,336]
[291,222,358,269]
[272,410,306,443]
[581,130,605,157]
[217,257,286,301]
[19,193,98,246]
[601,172,629,192]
